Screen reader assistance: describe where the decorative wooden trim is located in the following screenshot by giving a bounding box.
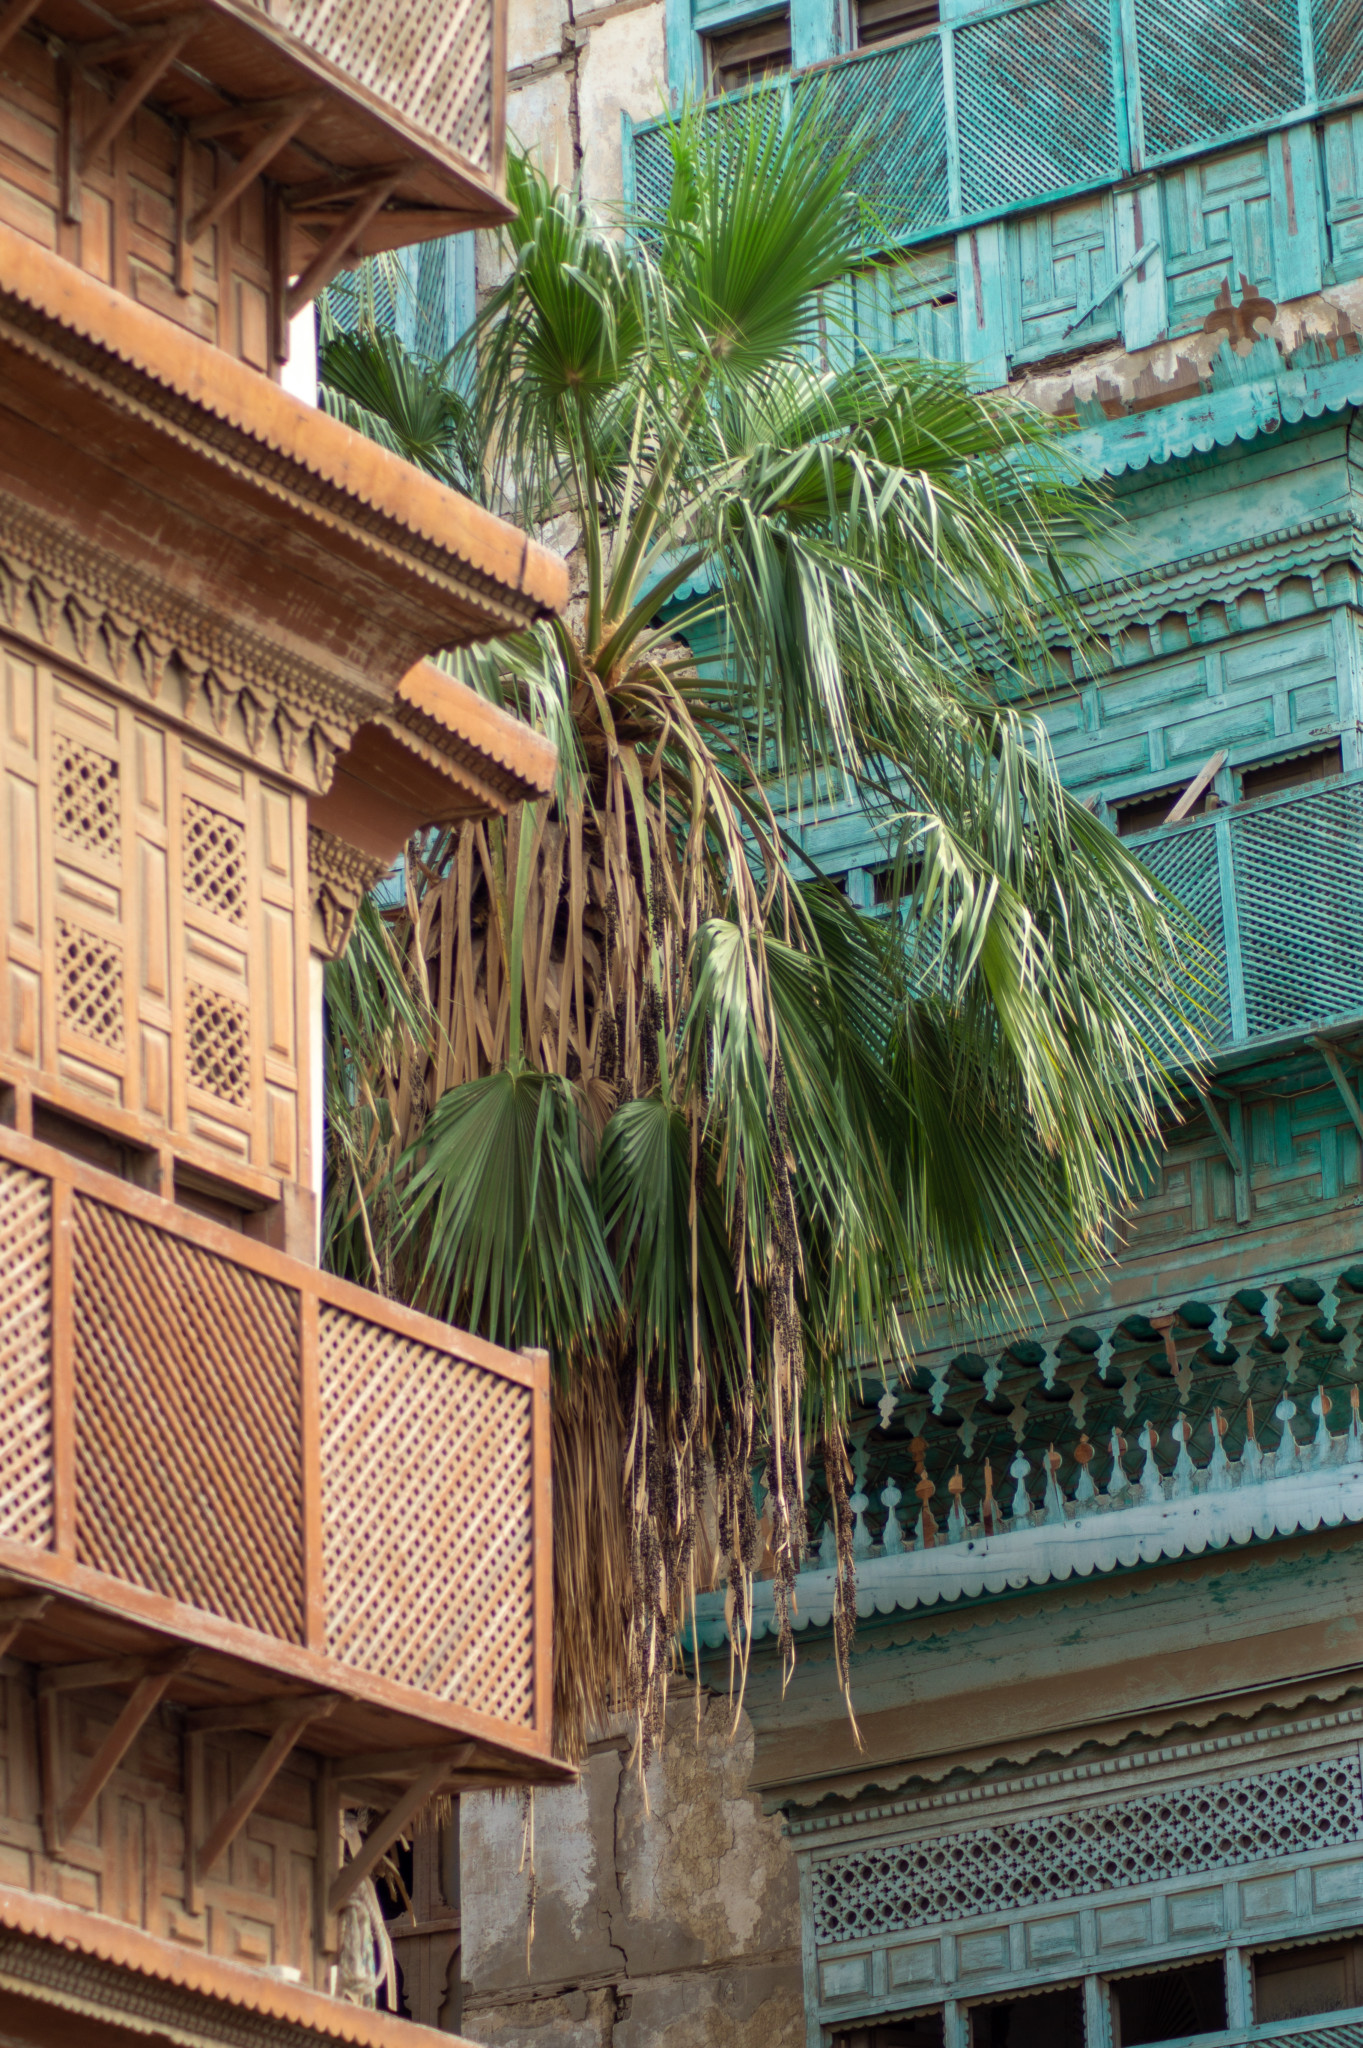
[306,828,389,958]
[75,17,208,179]
[186,100,321,245]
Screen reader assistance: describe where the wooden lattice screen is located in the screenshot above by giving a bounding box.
[262,0,499,173]
[0,1128,547,1738]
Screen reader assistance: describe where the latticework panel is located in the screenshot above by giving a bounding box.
[955,0,1118,216]
[53,738,120,858]
[798,36,947,239]
[182,800,246,923]
[0,1159,52,1547]
[55,916,123,1047]
[1128,821,1231,1047]
[1134,0,1304,160]
[72,1197,304,1641]
[186,983,250,1106]
[814,1754,1363,1944]
[630,120,676,226]
[1232,779,1363,1039]
[1315,0,1363,101]
[277,0,495,170]
[319,1309,536,1724]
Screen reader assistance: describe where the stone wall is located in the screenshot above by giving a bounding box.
[460,1700,804,2048]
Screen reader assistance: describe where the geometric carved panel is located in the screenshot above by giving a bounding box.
[72,1195,304,1641]
[319,1307,536,1723]
[53,736,120,858]
[813,1755,1363,1944]
[182,798,246,923]
[0,1158,52,1546]
[186,982,250,1105]
[56,916,124,1048]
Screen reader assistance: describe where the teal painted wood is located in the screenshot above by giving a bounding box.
[1269,120,1327,298]
[955,220,1008,385]
[628,0,1363,268]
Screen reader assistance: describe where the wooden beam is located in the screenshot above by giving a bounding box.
[188,91,320,140]
[1312,1036,1363,1146]
[186,100,320,243]
[329,1749,472,1914]
[75,12,205,66]
[285,163,411,210]
[0,1595,50,1663]
[1193,1084,1245,1180]
[336,1744,480,1782]
[193,1701,334,1883]
[45,1652,193,1851]
[186,1691,340,1737]
[285,172,404,319]
[0,0,42,62]
[39,1651,190,1695]
[78,18,204,174]
[1165,749,1226,825]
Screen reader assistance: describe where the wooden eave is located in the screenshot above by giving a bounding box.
[18,0,513,251]
[0,224,567,731]
[0,1882,458,2043]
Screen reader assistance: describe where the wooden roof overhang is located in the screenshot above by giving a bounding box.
[0,224,566,797]
[2,0,514,275]
[0,1883,458,2044]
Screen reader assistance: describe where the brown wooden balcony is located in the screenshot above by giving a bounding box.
[0,1120,565,1792]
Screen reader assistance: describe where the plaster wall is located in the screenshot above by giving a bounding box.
[461,1700,803,2048]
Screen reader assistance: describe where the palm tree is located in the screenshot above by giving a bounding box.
[319,98,1196,1762]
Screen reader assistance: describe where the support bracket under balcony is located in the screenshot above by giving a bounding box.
[39,1647,195,1855]
[1194,1084,1250,1224]
[184,1692,341,1914]
[284,169,408,319]
[0,0,41,63]
[175,93,322,294]
[1311,1037,1363,1148]
[61,16,208,223]
[316,1746,473,1952]
[0,1594,51,1659]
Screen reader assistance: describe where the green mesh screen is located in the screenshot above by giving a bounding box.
[794,35,948,240]
[1134,821,1233,1050]
[953,0,1119,217]
[1314,0,1363,102]
[630,118,677,224]
[1231,779,1363,1039]
[1134,0,1304,161]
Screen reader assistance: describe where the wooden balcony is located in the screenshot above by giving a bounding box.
[0,1120,564,1791]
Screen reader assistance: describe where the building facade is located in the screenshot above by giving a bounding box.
[457,4,1363,2048]
[0,1,572,2042]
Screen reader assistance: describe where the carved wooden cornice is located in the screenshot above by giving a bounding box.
[0,497,357,794]
[307,827,390,957]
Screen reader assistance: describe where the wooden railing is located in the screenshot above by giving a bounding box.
[0,1124,551,1757]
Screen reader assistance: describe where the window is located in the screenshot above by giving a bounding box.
[1239,739,1343,803]
[1254,1936,1363,2022]
[854,0,938,46]
[704,11,791,94]
[1110,1958,1227,2046]
[969,1983,1084,2047]
[1113,784,1214,836]
[834,2013,945,2048]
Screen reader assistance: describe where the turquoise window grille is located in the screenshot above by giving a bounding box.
[626,0,1363,250]
[1131,774,1363,1050]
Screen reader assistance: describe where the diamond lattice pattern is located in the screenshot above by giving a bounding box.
[72,1197,304,1641]
[279,0,494,169]
[56,917,123,1047]
[1134,0,1304,160]
[1232,779,1363,1037]
[320,1309,536,1724]
[186,983,250,1105]
[1315,0,1363,100]
[53,739,120,858]
[806,36,947,238]
[0,1160,52,1547]
[1132,821,1231,1048]
[182,800,246,923]
[813,1755,1363,1944]
[955,0,1119,215]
